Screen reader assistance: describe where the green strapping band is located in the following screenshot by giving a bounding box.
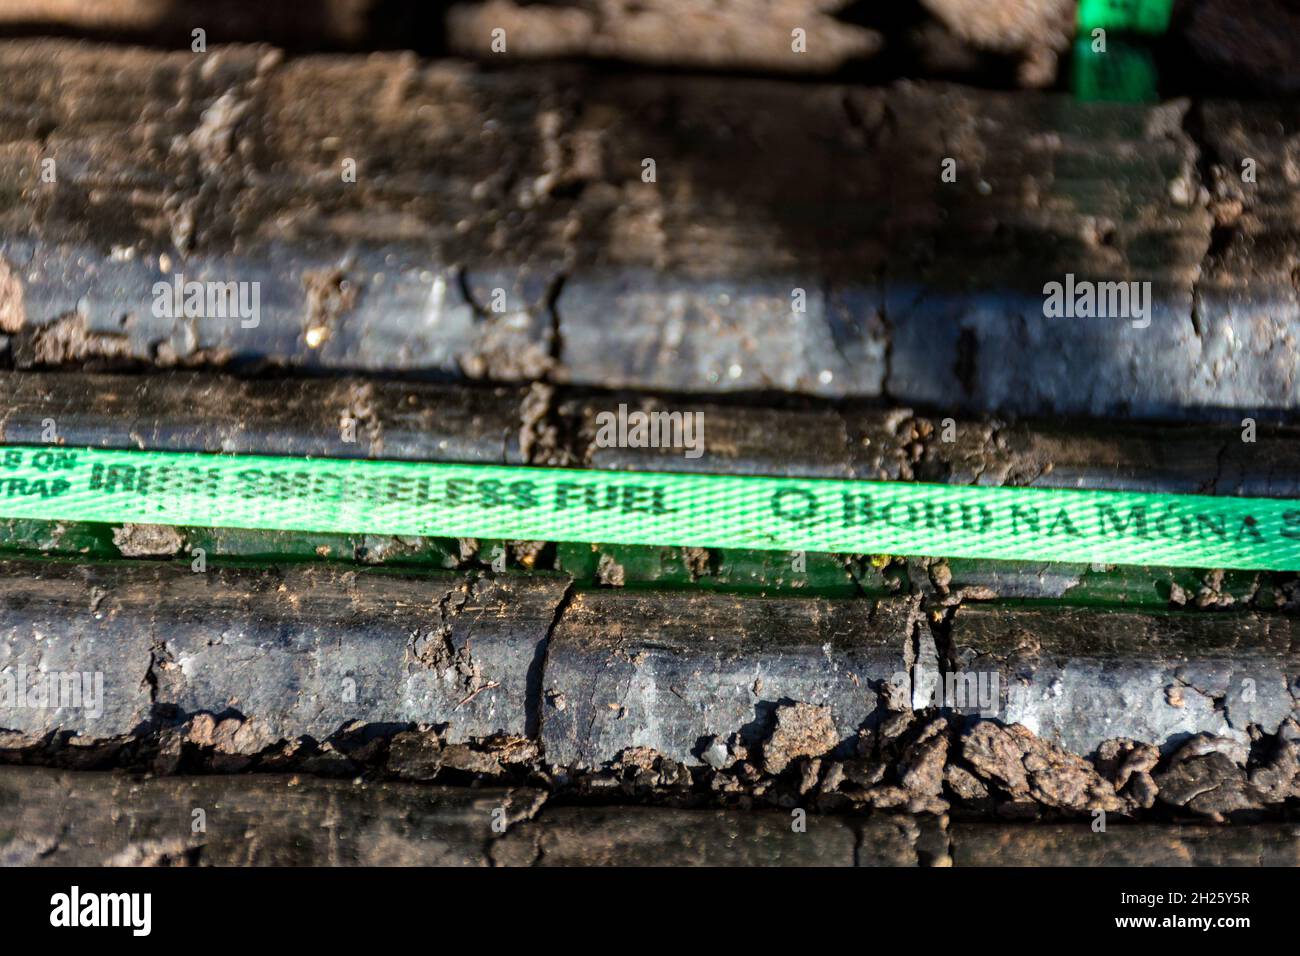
[1077,0,1174,35]
[2,446,1298,570]
[1073,0,1173,103]
[1072,38,1158,103]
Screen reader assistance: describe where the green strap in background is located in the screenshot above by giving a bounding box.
[1,446,1297,570]
[1072,37,1158,103]
[1077,0,1174,34]
[1073,0,1173,103]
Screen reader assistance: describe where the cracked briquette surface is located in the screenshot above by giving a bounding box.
[2,558,1300,823]
[1,42,1297,419]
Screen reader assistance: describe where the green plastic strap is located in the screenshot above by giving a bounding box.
[1072,38,1158,103]
[1073,0,1171,103]
[1077,0,1174,34]
[2,446,1298,570]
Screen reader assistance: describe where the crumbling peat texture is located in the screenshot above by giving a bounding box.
[3,40,1299,420]
[2,557,1299,824]
[9,368,1300,493]
[7,763,1300,866]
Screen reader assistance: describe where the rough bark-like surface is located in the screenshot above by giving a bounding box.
[1191,99,1300,408]
[540,590,918,767]
[949,603,1300,758]
[6,764,1300,865]
[0,44,542,376]
[0,371,528,462]
[0,765,945,866]
[492,804,869,866]
[1,556,1298,819]
[561,390,1300,496]
[546,84,1212,414]
[568,392,859,478]
[952,820,1300,866]
[0,560,571,743]
[9,370,1300,493]
[5,42,1297,418]
[0,766,534,866]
